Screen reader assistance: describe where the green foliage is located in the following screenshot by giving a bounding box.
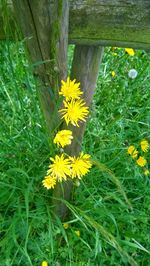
[0,42,150,266]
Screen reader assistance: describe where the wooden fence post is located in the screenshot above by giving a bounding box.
[12,0,69,132]
[11,1,104,221]
[52,45,104,220]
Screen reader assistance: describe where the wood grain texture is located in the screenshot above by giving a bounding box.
[53,46,104,220]
[12,0,69,132]
[68,45,104,158]
[69,0,150,49]
[1,0,150,49]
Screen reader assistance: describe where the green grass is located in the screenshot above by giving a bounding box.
[0,41,150,266]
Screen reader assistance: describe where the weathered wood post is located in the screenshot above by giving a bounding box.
[12,0,69,132]
[53,45,104,219]
[11,0,104,220]
[12,0,72,219]
[2,1,150,50]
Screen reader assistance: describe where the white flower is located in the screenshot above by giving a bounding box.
[128,69,138,79]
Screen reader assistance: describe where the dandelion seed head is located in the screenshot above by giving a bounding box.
[128,69,138,79]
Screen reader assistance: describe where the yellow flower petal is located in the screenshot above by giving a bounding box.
[69,152,92,179]
[144,169,149,176]
[140,140,149,152]
[127,145,135,155]
[111,71,116,77]
[54,130,73,148]
[111,47,117,51]
[47,154,71,182]
[125,48,135,56]
[59,77,83,101]
[131,149,138,159]
[63,223,69,229]
[59,99,89,127]
[127,145,138,158]
[136,156,147,167]
[42,261,48,266]
[42,175,57,190]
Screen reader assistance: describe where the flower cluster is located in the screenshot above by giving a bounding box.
[111,47,135,57]
[42,77,92,189]
[127,140,149,175]
[59,77,89,127]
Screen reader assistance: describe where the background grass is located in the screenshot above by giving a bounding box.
[0,41,150,266]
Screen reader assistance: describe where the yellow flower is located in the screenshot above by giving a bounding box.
[75,230,80,237]
[131,149,138,159]
[111,71,116,77]
[42,261,48,266]
[69,152,92,179]
[59,99,89,127]
[140,140,149,152]
[42,175,56,189]
[144,169,149,176]
[111,47,117,51]
[59,77,83,101]
[112,52,117,56]
[125,48,135,56]
[127,145,138,159]
[128,145,135,155]
[136,156,147,167]
[54,130,73,148]
[63,223,69,229]
[47,154,71,181]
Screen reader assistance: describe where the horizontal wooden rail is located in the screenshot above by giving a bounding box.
[1,0,150,49]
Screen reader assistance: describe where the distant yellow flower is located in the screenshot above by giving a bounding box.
[136,156,147,167]
[69,152,92,179]
[131,149,138,159]
[59,77,83,101]
[111,47,117,51]
[111,71,116,77]
[59,99,89,127]
[140,140,149,152]
[125,48,135,56]
[42,175,56,189]
[144,169,149,176]
[127,145,138,159]
[112,52,117,56]
[75,230,80,237]
[47,154,71,181]
[54,130,73,148]
[128,145,135,155]
[42,261,48,266]
[63,223,69,229]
